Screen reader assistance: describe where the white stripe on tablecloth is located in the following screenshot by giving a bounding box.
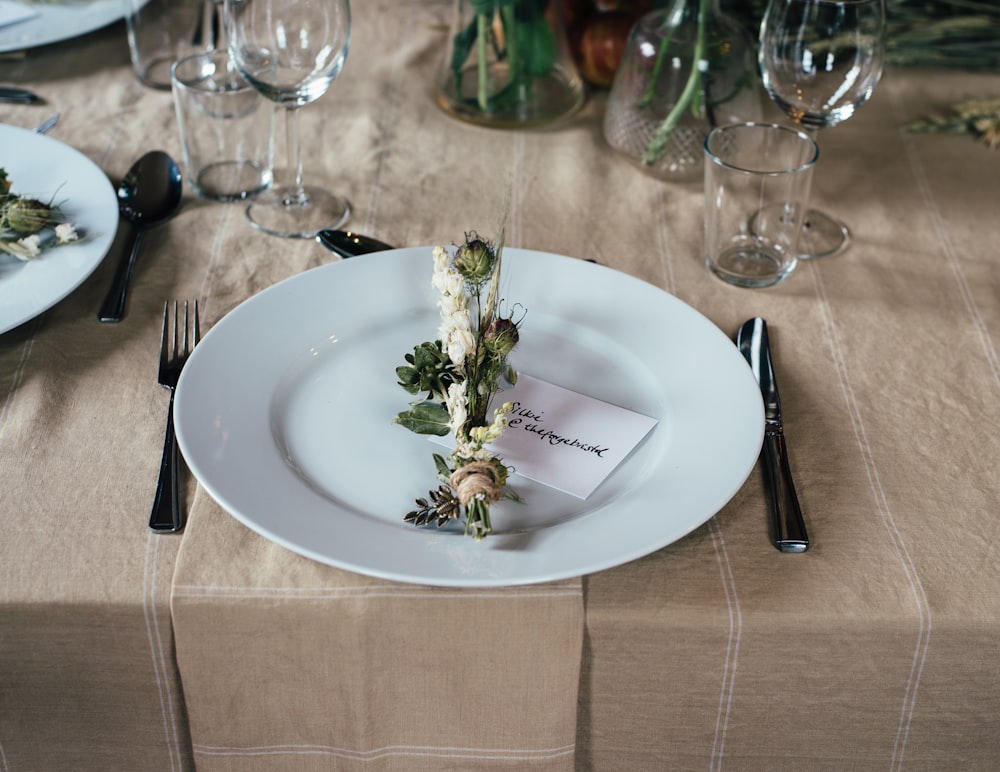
[886,81,1000,393]
[809,261,931,771]
[143,532,185,771]
[654,183,677,296]
[360,12,409,239]
[0,735,9,772]
[509,132,525,247]
[173,583,582,601]
[198,202,241,319]
[0,315,41,443]
[192,742,575,762]
[709,519,742,771]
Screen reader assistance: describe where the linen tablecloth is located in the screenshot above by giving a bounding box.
[2,1,1000,769]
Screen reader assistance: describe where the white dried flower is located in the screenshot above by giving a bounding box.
[7,234,42,260]
[55,223,79,243]
[438,291,464,317]
[444,270,465,298]
[431,246,452,293]
[446,381,467,436]
[446,326,476,366]
[432,244,449,273]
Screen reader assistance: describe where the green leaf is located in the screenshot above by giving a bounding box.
[451,17,479,82]
[517,17,555,77]
[512,0,548,23]
[467,0,516,16]
[432,453,453,478]
[393,403,452,436]
[412,341,442,369]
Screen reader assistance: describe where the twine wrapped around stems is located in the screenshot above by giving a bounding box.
[450,461,503,506]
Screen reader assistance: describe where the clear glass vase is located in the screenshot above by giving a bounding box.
[435,0,585,129]
[603,0,761,181]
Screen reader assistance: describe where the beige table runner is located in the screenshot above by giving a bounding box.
[172,496,582,771]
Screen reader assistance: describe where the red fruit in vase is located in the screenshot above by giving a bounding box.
[575,11,636,88]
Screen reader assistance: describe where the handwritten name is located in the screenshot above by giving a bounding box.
[507,401,610,458]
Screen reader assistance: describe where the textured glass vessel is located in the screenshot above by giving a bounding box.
[603,0,760,181]
[435,0,585,129]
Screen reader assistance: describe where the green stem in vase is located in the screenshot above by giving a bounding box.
[641,0,708,166]
[640,21,678,109]
[477,12,490,112]
[500,4,523,102]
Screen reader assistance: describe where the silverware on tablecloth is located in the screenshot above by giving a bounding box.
[97,151,183,323]
[736,317,810,553]
[0,85,40,104]
[34,113,59,135]
[150,300,200,533]
[316,229,394,258]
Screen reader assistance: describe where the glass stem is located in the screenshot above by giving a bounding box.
[285,105,307,205]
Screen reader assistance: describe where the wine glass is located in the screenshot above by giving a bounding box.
[225,0,352,238]
[758,0,886,258]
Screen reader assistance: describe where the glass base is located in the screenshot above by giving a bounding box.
[195,160,272,202]
[707,244,796,289]
[797,207,851,260]
[245,185,350,239]
[435,64,584,129]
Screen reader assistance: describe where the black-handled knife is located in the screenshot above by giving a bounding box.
[736,318,810,553]
[316,229,394,258]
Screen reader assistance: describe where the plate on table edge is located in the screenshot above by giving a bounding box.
[174,247,764,587]
[0,0,126,52]
[0,125,118,335]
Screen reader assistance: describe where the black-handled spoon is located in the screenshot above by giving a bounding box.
[0,86,41,104]
[316,229,394,258]
[98,152,183,323]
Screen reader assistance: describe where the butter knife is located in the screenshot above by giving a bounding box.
[736,318,810,553]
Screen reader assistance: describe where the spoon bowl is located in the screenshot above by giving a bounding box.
[315,229,393,259]
[97,151,182,322]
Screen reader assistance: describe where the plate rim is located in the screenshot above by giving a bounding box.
[0,124,118,334]
[0,0,126,52]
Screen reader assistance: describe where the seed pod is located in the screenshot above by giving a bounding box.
[5,197,53,234]
[454,235,494,281]
[483,317,519,356]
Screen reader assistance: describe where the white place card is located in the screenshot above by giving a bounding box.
[0,0,38,29]
[434,374,658,499]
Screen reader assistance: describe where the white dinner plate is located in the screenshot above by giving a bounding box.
[0,125,118,334]
[175,248,764,587]
[0,0,125,52]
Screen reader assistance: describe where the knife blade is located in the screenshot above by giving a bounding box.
[736,317,810,553]
[316,229,394,258]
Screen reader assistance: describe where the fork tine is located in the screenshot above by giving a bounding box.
[172,300,181,363]
[159,302,170,375]
[181,300,189,359]
[192,300,200,347]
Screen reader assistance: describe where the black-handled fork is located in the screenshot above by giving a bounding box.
[150,301,200,533]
